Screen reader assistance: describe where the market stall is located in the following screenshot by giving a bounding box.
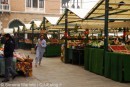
[54,0,130,82]
[41,16,62,57]
[84,47,104,75]
[104,52,130,82]
[0,45,33,77]
[67,48,84,65]
[82,0,130,82]
[44,44,61,57]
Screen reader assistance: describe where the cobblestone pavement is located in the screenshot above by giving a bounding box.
[0,49,130,87]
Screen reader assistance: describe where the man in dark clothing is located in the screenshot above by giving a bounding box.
[2,33,17,82]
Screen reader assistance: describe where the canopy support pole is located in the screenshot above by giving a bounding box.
[104,0,109,52]
[103,0,109,73]
[65,9,68,63]
[31,21,34,48]
[43,17,46,30]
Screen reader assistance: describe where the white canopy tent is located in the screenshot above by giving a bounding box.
[2,28,14,34]
[25,24,32,30]
[45,16,61,25]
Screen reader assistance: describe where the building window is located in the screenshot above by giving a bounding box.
[39,0,44,8]
[26,0,31,7]
[26,0,44,8]
[33,0,38,8]
[0,0,8,4]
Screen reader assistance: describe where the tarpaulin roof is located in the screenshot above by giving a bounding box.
[44,16,61,25]
[82,0,130,29]
[57,1,100,25]
[85,0,130,20]
[46,0,130,30]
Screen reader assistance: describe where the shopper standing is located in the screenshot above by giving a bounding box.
[2,33,17,82]
[35,35,46,67]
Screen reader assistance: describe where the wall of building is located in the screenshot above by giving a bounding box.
[45,0,60,14]
[0,0,62,30]
[0,13,44,29]
[10,0,25,11]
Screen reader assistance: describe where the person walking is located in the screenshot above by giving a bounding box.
[35,35,46,67]
[2,33,17,82]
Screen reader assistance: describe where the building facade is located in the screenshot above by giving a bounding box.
[0,0,61,30]
[0,0,89,30]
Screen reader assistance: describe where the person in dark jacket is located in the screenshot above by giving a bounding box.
[2,33,17,82]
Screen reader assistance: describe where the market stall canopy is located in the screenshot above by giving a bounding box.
[45,16,61,25]
[57,8,90,25]
[82,23,104,29]
[25,24,32,30]
[58,0,100,23]
[2,28,13,34]
[49,24,79,29]
[85,0,130,20]
[19,26,23,31]
[43,0,101,30]
[34,21,42,27]
[25,30,40,33]
[14,27,18,32]
[82,21,130,29]
[109,21,130,28]
[68,9,90,19]
[81,0,130,30]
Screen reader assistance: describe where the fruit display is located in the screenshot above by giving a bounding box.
[88,40,104,48]
[16,61,32,77]
[109,45,130,54]
[14,52,33,77]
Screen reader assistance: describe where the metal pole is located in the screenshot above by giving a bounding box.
[43,17,47,40]
[23,25,25,43]
[65,9,68,63]
[104,0,109,52]
[103,0,109,72]
[32,21,34,48]
[123,28,126,42]
[23,25,25,49]
[18,26,19,39]
[43,17,46,30]
[58,29,60,40]
[18,26,20,48]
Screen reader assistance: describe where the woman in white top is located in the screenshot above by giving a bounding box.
[35,35,46,67]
